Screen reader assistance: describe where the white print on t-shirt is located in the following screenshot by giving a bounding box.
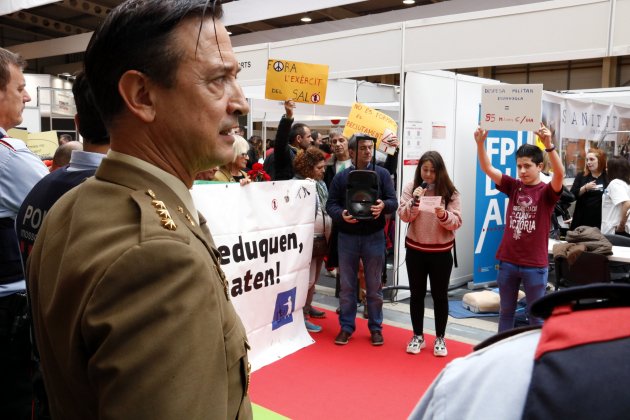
[509,193,537,240]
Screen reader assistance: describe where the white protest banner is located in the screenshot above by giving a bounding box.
[191,180,315,371]
[481,84,542,131]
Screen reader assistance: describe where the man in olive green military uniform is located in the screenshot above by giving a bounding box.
[26,1,252,418]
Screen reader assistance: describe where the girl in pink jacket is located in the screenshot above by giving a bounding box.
[398,151,462,357]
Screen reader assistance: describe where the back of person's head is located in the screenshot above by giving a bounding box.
[51,141,83,171]
[541,150,551,173]
[58,133,74,145]
[231,135,249,162]
[516,143,543,165]
[347,133,358,151]
[319,142,332,154]
[311,130,320,141]
[584,147,607,176]
[606,156,630,183]
[289,123,308,145]
[0,48,26,91]
[293,146,325,179]
[84,0,223,125]
[72,71,109,145]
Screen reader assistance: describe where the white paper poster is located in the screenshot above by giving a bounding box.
[191,180,315,371]
[481,84,542,131]
[419,196,442,213]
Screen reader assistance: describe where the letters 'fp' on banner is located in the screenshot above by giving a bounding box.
[265,59,329,105]
[473,130,530,284]
[342,102,398,154]
[191,180,315,371]
[481,84,542,132]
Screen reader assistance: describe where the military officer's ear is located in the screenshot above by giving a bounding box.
[118,70,156,123]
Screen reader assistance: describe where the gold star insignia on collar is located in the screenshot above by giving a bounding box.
[161,218,177,231]
[157,208,171,218]
[176,205,195,226]
[146,190,177,231]
[151,200,167,210]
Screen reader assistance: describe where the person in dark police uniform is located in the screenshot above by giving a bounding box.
[26,1,252,418]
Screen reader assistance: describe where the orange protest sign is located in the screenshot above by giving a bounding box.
[342,102,398,154]
[265,59,328,105]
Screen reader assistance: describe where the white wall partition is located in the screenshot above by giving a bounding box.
[393,71,499,298]
[611,0,630,56]
[403,0,611,71]
[230,0,628,87]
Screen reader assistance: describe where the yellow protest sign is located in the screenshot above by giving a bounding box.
[25,131,59,158]
[7,128,28,142]
[265,59,328,105]
[342,102,398,154]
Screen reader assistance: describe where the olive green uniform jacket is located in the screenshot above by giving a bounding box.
[27,157,252,419]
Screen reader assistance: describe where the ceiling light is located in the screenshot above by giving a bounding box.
[301,16,312,23]
[403,0,416,4]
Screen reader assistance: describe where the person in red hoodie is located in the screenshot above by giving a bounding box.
[398,151,462,357]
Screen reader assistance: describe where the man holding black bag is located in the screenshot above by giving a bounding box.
[326,134,398,346]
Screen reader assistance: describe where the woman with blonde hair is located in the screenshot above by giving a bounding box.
[214,135,251,184]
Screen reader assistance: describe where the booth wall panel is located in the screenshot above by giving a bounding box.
[612,0,630,57]
[269,28,402,80]
[403,1,610,71]
[397,71,485,291]
[452,74,497,286]
[234,46,270,87]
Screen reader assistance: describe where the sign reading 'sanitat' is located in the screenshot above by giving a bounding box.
[480,84,542,131]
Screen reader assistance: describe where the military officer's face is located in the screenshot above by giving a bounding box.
[152,17,249,177]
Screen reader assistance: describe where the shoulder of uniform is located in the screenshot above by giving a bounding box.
[130,189,191,243]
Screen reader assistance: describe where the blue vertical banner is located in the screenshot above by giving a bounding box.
[473,130,529,284]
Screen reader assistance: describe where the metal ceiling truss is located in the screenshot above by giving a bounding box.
[58,0,111,19]
[5,10,89,36]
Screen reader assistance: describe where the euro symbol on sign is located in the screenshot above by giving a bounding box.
[273,61,284,72]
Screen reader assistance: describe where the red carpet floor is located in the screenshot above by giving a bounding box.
[250,307,473,419]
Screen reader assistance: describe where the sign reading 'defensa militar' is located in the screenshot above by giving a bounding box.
[480,84,543,131]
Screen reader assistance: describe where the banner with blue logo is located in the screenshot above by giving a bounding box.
[192,180,316,371]
[473,130,529,284]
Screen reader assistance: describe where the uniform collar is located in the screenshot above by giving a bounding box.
[105,150,198,224]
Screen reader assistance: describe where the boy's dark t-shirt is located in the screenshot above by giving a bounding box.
[496,173,560,268]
